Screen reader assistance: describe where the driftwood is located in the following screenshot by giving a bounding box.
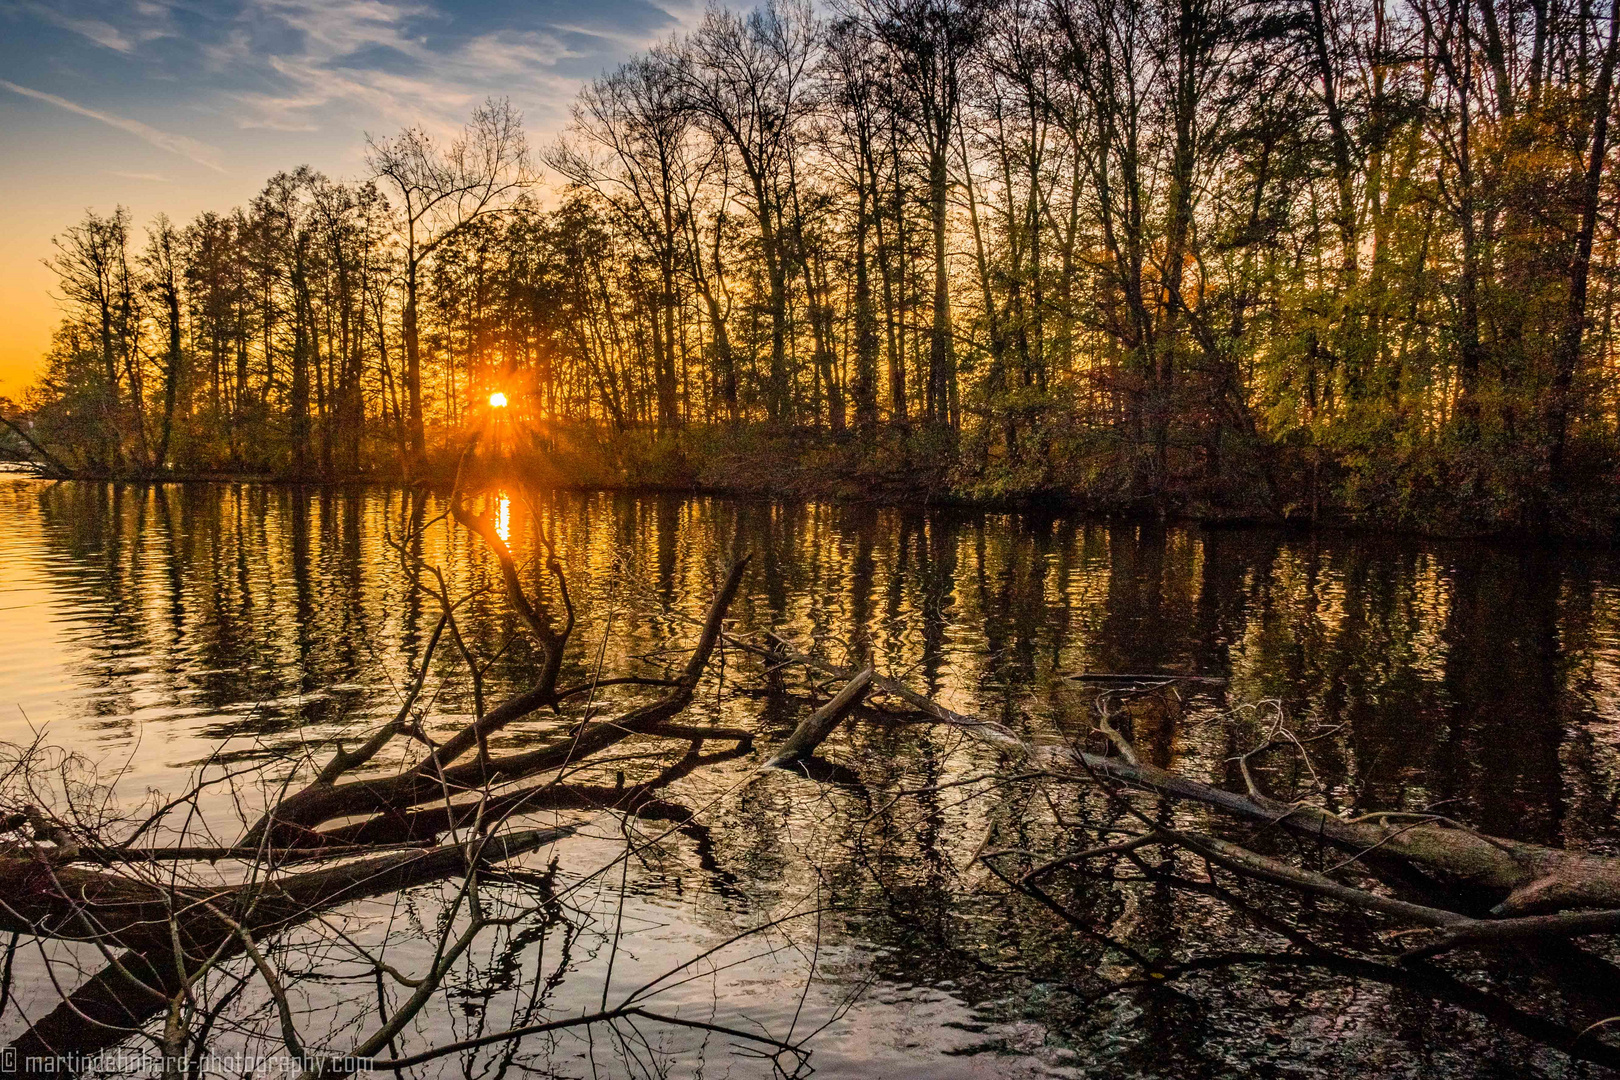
[3,828,571,1067]
[762,667,873,768]
[772,636,1620,923]
[735,637,1620,1066]
[0,483,778,1076]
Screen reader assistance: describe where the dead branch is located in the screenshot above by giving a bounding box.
[0,827,572,952]
[4,827,572,1068]
[755,639,1620,933]
[762,667,874,768]
[360,1004,807,1073]
[243,558,750,846]
[1071,753,1620,917]
[0,412,76,479]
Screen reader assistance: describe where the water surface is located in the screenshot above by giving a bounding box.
[2,479,1618,1078]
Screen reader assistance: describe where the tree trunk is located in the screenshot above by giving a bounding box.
[853,181,880,431]
[156,281,182,469]
[928,148,954,429]
[1547,4,1620,479]
[403,258,427,467]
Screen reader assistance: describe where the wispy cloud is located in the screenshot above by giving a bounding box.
[2,0,706,166]
[0,79,227,173]
[20,1,137,53]
[219,2,582,135]
[204,0,695,138]
[108,170,172,181]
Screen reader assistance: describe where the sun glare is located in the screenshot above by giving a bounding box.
[488,391,508,409]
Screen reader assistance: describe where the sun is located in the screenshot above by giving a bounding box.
[488,391,508,409]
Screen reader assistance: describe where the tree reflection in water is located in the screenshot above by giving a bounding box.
[0,479,1617,1078]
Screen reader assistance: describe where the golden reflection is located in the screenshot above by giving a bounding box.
[495,492,511,542]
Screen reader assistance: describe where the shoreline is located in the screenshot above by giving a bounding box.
[6,461,1611,551]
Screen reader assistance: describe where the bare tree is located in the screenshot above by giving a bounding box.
[856,0,991,429]
[368,100,535,467]
[824,16,890,430]
[140,214,186,469]
[675,0,820,425]
[44,207,141,470]
[551,54,705,432]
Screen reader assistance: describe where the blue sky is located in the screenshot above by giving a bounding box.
[0,0,699,393]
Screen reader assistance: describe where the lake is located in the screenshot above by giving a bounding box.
[2,478,1618,1078]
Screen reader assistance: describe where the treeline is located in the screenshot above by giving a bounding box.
[13,0,1620,531]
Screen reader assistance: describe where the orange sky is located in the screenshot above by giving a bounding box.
[0,154,339,402]
[0,190,82,401]
[0,247,55,403]
[0,0,701,404]
[0,158,302,401]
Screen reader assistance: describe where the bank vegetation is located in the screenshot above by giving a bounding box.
[7,0,1620,536]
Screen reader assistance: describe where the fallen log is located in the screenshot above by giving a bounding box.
[762,668,873,769]
[1076,754,1620,916]
[0,827,572,954]
[316,738,753,846]
[746,635,1620,920]
[3,827,573,1070]
[243,558,749,846]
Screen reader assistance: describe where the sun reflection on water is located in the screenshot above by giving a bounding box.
[5,482,1620,1077]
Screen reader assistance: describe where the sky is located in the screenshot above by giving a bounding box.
[0,0,702,399]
